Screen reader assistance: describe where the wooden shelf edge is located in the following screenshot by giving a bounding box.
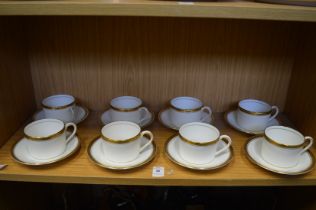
[0,1,316,22]
[1,174,316,186]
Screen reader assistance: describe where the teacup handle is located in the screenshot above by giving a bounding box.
[139,107,150,125]
[215,135,232,156]
[139,130,154,153]
[299,136,313,155]
[70,106,76,121]
[65,122,77,144]
[268,106,279,121]
[200,106,212,123]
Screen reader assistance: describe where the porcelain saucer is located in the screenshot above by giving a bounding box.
[245,136,315,175]
[225,110,280,135]
[88,136,156,170]
[33,105,89,124]
[11,135,80,166]
[158,108,213,131]
[100,109,154,128]
[165,135,233,170]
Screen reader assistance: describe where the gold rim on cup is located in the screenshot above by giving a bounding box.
[179,134,219,146]
[41,100,76,110]
[244,136,315,175]
[24,125,66,141]
[87,136,157,170]
[169,100,203,113]
[165,134,233,170]
[238,105,272,116]
[101,132,141,144]
[110,104,143,112]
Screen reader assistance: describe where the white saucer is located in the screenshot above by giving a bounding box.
[88,136,156,170]
[225,110,280,135]
[33,105,89,124]
[100,109,154,128]
[11,135,80,166]
[165,135,233,170]
[245,136,315,175]
[158,108,213,131]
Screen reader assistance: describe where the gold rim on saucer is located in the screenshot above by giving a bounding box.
[164,134,233,170]
[158,108,214,131]
[11,136,81,166]
[32,105,89,125]
[224,110,281,135]
[87,136,157,170]
[100,109,155,128]
[244,136,315,175]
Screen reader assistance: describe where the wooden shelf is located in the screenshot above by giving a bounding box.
[0,112,316,186]
[0,1,316,22]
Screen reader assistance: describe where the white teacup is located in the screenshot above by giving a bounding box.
[261,126,313,168]
[237,99,279,131]
[101,121,154,163]
[110,96,150,124]
[169,96,212,128]
[178,122,232,165]
[24,119,77,160]
[42,94,76,123]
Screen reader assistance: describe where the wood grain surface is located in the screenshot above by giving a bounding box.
[0,18,36,147]
[0,1,316,22]
[0,112,315,186]
[285,24,316,138]
[28,17,298,113]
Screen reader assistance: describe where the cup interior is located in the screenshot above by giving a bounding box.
[111,96,142,109]
[171,97,202,110]
[265,126,304,146]
[239,99,271,113]
[24,119,64,138]
[179,123,219,143]
[102,121,140,141]
[42,94,75,108]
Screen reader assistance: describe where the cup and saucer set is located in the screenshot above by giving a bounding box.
[88,121,156,170]
[33,94,89,124]
[12,94,85,166]
[158,96,213,131]
[245,126,314,175]
[225,99,280,135]
[100,96,154,128]
[165,122,233,170]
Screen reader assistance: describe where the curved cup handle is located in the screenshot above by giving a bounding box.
[268,106,279,121]
[65,122,77,144]
[139,130,154,153]
[215,135,232,156]
[70,106,76,121]
[138,106,150,125]
[201,106,212,123]
[299,136,313,155]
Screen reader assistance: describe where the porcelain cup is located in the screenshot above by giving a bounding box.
[109,96,150,124]
[42,94,76,123]
[178,122,232,165]
[261,126,313,168]
[169,96,212,128]
[24,119,77,160]
[236,99,279,131]
[101,121,154,163]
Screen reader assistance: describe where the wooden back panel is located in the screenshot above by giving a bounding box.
[28,17,298,112]
[285,23,316,137]
[0,18,36,147]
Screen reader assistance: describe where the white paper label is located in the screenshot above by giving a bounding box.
[152,166,164,177]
